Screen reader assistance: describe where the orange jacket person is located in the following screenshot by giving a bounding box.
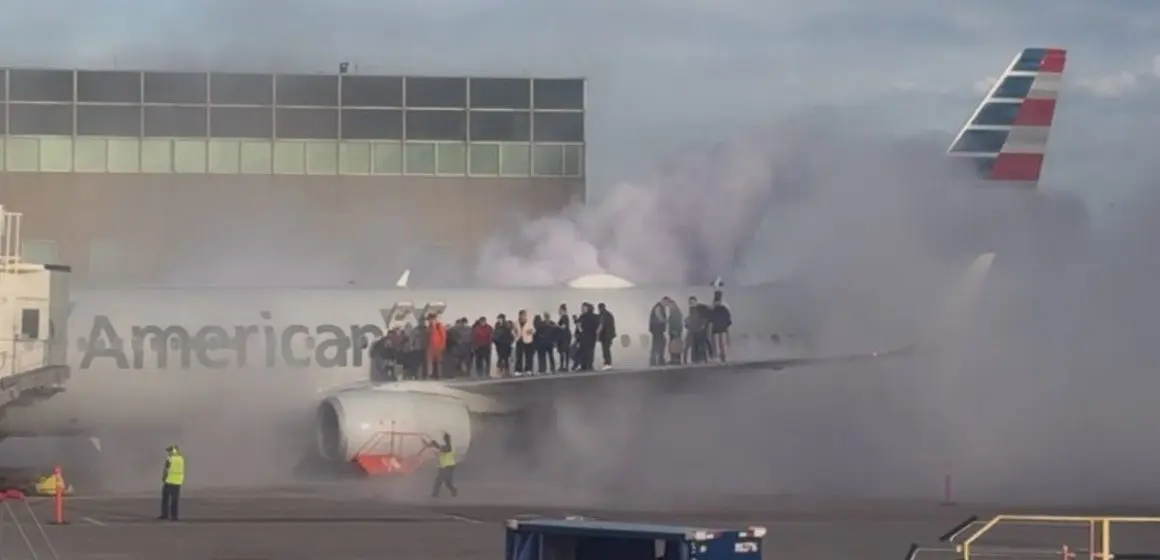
[426,314,447,379]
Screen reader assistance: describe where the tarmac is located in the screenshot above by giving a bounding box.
[3,481,1160,560]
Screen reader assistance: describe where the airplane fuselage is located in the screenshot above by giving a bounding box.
[0,283,804,436]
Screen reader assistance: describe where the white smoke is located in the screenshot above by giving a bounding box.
[474,111,986,288]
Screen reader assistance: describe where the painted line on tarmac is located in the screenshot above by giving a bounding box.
[49,495,154,501]
[445,513,486,525]
[81,516,107,526]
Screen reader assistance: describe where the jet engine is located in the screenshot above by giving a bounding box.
[315,389,472,464]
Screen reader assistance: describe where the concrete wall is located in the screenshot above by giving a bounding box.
[0,172,583,286]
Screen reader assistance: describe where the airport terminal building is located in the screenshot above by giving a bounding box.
[0,68,586,286]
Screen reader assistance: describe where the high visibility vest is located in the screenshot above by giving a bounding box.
[165,454,185,486]
[438,449,456,468]
[35,473,67,496]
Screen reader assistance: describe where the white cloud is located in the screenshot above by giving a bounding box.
[1076,71,1140,97]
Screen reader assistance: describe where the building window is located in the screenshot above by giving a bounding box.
[500,143,530,176]
[339,142,371,175]
[273,141,305,174]
[240,141,272,174]
[21,309,40,339]
[108,138,141,173]
[174,139,207,173]
[39,137,73,172]
[74,138,108,173]
[305,141,338,175]
[372,142,402,174]
[563,144,584,177]
[208,139,241,174]
[436,143,466,175]
[6,138,38,172]
[468,143,499,175]
[404,142,436,174]
[533,144,564,176]
[141,139,173,173]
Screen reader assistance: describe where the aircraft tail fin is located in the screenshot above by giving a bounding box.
[395,269,411,289]
[947,47,1067,186]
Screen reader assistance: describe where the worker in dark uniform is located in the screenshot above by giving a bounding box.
[556,304,571,372]
[158,445,184,521]
[533,313,553,373]
[686,296,712,363]
[493,314,514,376]
[596,302,617,370]
[665,297,684,365]
[425,432,458,498]
[649,299,668,366]
[710,290,732,362]
[576,302,600,371]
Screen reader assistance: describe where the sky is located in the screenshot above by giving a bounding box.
[1,0,1159,225]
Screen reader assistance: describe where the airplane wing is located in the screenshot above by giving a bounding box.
[438,344,914,398]
[445,249,991,399]
[334,250,992,421]
[319,258,993,468]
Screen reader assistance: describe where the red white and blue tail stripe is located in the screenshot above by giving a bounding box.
[947,48,1066,186]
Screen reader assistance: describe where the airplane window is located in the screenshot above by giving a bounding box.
[640,334,650,348]
[620,334,631,348]
[771,334,781,344]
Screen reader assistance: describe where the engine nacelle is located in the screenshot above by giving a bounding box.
[315,388,472,463]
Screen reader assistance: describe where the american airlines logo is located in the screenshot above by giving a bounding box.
[72,303,443,370]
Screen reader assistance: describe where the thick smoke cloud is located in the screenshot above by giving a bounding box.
[461,108,1160,507]
[13,2,1160,507]
[474,112,1008,288]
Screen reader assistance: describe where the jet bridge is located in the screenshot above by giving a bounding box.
[0,205,70,412]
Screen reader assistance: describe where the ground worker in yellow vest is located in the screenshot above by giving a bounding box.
[158,445,184,521]
[424,432,458,498]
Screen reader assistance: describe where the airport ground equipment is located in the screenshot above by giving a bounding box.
[908,514,1160,560]
[0,205,71,412]
[0,489,61,559]
[505,517,766,560]
[350,421,436,476]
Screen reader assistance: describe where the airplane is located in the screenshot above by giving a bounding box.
[946,47,1065,184]
[940,47,1086,257]
[0,47,1066,480]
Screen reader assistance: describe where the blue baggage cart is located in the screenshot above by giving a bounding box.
[505,517,766,560]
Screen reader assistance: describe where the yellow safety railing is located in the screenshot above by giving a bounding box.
[956,515,1160,560]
